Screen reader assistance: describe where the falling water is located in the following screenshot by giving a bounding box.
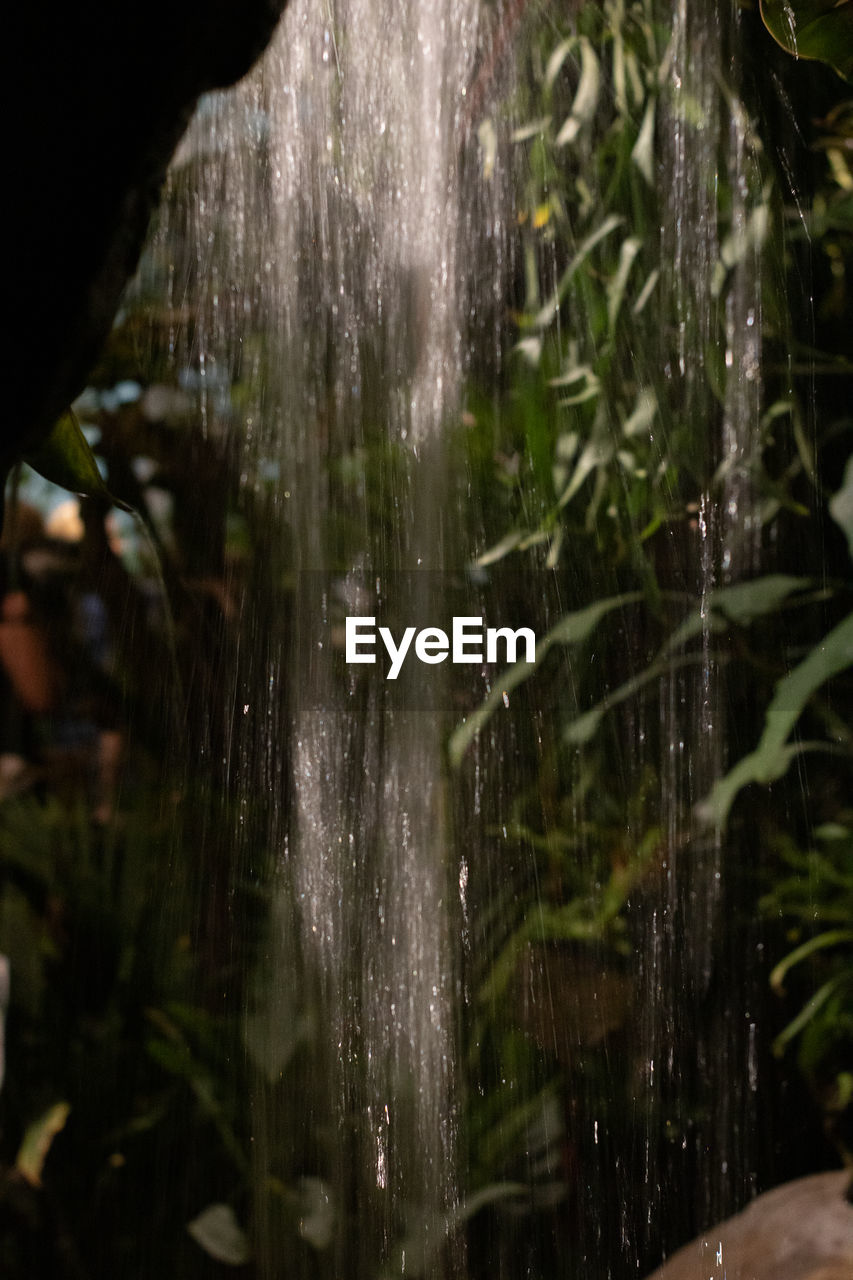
[164,0,483,1273]
[119,0,838,1276]
[649,0,770,1245]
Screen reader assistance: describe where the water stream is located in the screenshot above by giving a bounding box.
[135,0,817,1275]
[168,1,482,1273]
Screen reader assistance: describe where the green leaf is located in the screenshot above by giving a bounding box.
[631,97,656,186]
[555,39,601,145]
[622,388,657,439]
[563,703,607,745]
[532,215,624,329]
[556,406,613,508]
[16,1101,71,1187]
[632,266,660,315]
[453,1181,529,1222]
[769,928,853,993]
[698,611,853,827]
[545,37,577,91]
[476,529,525,568]
[607,237,642,331]
[829,454,853,564]
[146,1010,249,1174]
[512,116,553,143]
[664,575,812,651]
[760,0,853,80]
[449,594,642,765]
[24,413,131,509]
[548,363,597,388]
[712,574,813,626]
[712,201,771,298]
[243,1009,312,1084]
[187,1204,251,1266]
[772,974,850,1054]
[563,650,711,746]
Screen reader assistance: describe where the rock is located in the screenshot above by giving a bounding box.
[5,0,288,468]
[645,1171,853,1280]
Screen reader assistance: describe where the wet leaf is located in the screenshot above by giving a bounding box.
[713,575,814,626]
[563,703,606,745]
[664,575,812,651]
[829,454,853,563]
[532,215,623,328]
[455,1181,529,1221]
[548,363,596,388]
[545,37,577,91]
[514,335,543,366]
[607,237,642,331]
[631,97,656,185]
[632,266,660,314]
[622,388,657,438]
[713,201,771,297]
[769,928,853,993]
[698,611,853,827]
[556,383,601,408]
[16,1101,71,1186]
[556,408,613,508]
[146,1010,248,1175]
[476,529,525,567]
[555,39,600,145]
[760,0,853,80]
[512,116,553,143]
[563,654,692,746]
[449,594,642,765]
[24,413,131,508]
[187,1203,251,1266]
[772,975,849,1053]
[243,1010,312,1083]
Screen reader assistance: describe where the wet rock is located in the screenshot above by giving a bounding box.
[645,1170,853,1280]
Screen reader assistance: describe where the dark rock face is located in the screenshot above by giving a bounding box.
[5,0,287,467]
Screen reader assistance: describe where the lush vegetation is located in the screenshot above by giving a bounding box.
[1,1,851,1277]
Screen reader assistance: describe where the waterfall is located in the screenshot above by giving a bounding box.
[112,0,845,1276]
[164,1,482,1273]
[626,0,772,1252]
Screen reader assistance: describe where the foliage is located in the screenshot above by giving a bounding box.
[22,413,130,511]
[2,0,852,1276]
[462,0,853,865]
[762,821,853,1155]
[760,0,853,81]
[454,0,853,1259]
[698,610,853,827]
[0,787,261,1274]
